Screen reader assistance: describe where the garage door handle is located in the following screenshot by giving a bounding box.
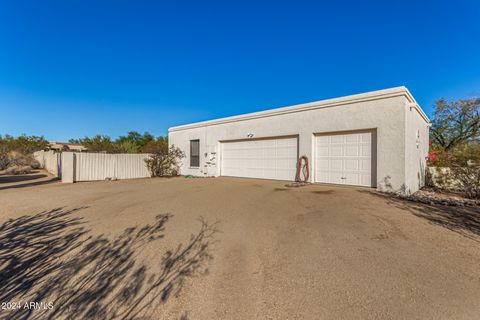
[341,177,346,179]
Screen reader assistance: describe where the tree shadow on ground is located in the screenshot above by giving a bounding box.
[0,172,47,183]
[361,190,480,240]
[0,207,219,320]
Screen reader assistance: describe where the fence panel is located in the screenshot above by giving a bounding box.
[33,150,61,177]
[74,153,151,181]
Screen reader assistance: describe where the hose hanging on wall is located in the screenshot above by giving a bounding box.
[295,155,309,183]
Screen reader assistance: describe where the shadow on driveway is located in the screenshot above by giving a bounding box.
[0,171,60,191]
[361,190,480,240]
[0,173,47,183]
[0,207,219,320]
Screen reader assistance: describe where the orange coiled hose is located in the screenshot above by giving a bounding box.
[295,155,309,182]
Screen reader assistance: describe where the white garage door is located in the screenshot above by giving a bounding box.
[221,137,298,181]
[315,132,373,187]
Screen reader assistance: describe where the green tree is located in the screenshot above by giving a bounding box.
[116,131,156,153]
[70,132,168,154]
[431,97,480,151]
[141,136,168,154]
[0,134,48,154]
[70,135,117,153]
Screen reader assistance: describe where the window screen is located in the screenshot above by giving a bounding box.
[190,140,200,167]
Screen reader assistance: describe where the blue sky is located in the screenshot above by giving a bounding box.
[0,0,479,141]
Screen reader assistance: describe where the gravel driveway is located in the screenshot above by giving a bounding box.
[1,173,479,319]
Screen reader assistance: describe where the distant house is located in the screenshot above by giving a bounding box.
[48,141,87,152]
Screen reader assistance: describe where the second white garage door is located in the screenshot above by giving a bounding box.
[221,137,298,181]
[315,131,374,187]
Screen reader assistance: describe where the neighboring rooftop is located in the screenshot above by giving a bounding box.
[49,141,87,152]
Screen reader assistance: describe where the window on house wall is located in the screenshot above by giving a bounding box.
[190,139,200,167]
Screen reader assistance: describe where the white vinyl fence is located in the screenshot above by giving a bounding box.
[33,150,61,177]
[34,151,152,182]
[73,153,151,182]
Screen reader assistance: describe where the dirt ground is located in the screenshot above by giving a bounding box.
[1,171,480,320]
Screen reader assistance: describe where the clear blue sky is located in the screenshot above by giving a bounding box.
[1,0,479,141]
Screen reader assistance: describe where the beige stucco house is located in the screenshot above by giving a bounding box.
[169,87,430,193]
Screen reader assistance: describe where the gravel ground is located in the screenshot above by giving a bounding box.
[382,188,480,207]
[0,171,479,319]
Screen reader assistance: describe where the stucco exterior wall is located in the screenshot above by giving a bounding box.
[404,103,430,193]
[169,87,430,193]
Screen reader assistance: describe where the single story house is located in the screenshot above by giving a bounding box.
[168,87,430,193]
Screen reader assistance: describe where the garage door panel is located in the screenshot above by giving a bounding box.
[316,136,329,144]
[344,159,359,171]
[330,145,343,156]
[277,148,293,157]
[360,159,371,171]
[317,159,329,172]
[344,172,360,186]
[221,137,297,181]
[329,171,344,184]
[360,133,371,143]
[345,134,359,143]
[345,145,359,156]
[317,172,328,183]
[330,159,343,170]
[317,146,329,156]
[315,131,373,187]
[360,145,371,156]
[330,135,344,143]
[360,174,372,186]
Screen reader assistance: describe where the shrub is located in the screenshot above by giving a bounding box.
[71,132,168,154]
[446,147,480,199]
[450,165,480,199]
[0,147,9,170]
[8,151,40,169]
[0,134,48,154]
[145,145,185,177]
[428,143,480,199]
[427,150,452,167]
[5,165,32,175]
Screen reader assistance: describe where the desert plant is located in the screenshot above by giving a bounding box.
[117,140,140,153]
[450,165,480,199]
[427,149,452,167]
[70,132,168,154]
[7,151,40,169]
[0,134,48,154]
[145,145,185,177]
[142,136,168,154]
[0,147,10,170]
[5,165,32,175]
[69,135,118,153]
[444,146,480,199]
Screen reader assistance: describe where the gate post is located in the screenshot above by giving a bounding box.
[61,152,76,183]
